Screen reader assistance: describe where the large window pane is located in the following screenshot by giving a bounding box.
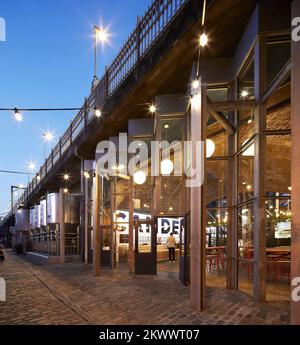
[237,145,254,204]
[207,160,227,207]
[237,204,254,296]
[265,198,291,301]
[266,135,291,196]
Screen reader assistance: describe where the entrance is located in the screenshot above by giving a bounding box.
[134,219,156,274]
[156,216,187,282]
[100,225,113,268]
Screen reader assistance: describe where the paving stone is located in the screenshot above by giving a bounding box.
[0,250,290,325]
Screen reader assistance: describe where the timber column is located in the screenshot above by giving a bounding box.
[291,0,300,325]
[190,78,207,311]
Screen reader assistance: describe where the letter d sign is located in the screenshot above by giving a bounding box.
[0,278,6,301]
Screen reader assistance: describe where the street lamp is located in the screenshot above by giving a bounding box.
[11,185,26,213]
[42,131,54,159]
[93,25,109,82]
[26,161,36,173]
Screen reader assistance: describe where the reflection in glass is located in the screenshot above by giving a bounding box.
[265,198,291,301]
[266,135,291,196]
[207,160,227,208]
[237,147,254,204]
[237,204,254,296]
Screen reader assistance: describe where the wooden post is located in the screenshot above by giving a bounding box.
[190,79,207,311]
[291,0,300,326]
[226,81,238,289]
[128,176,135,274]
[59,188,65,265]
[253,34,267,302]
[93,164,101,276]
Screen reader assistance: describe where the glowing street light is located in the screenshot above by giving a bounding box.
[42,131,54,143]
[63,173,70,181]
[42,131,54,159]
[94,26,109,44]
[93,25,110,81]
[26,161,36,173]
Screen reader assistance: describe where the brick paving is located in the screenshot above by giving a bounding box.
[0,250,290,325]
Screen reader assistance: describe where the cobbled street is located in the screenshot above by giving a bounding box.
[0,250,290,325]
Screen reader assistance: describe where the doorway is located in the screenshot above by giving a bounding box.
[134,219,156,274]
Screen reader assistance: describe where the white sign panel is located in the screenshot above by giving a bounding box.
[114,210,182,244]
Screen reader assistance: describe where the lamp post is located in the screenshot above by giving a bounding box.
[93,25,109,82]
[42,131,54,160]
[11,185,26,213]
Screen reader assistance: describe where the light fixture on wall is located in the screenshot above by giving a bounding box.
[63,173,70,181]
[161,159,174,175]
[191,94,201,110]
[192,80,200,89]
[241,90,249,98]
[149,104,156,114]
[94,107,102,118]
[63,188,69,193]
[206,139,215,158]
[133,170,146,185]
[84,171,90,179]
[199,33,208,47]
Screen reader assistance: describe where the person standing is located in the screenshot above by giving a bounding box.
[167,233,176,262]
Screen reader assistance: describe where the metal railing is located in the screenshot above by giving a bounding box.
[14,0,188,211]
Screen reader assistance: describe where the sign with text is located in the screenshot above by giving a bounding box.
[115,210,182,244]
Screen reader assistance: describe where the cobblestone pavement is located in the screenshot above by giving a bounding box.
[0,250,290,325]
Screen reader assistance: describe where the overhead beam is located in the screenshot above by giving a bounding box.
[262,58,291,104]
[210,100,255,112]
[207,100,235,134]
[291,0,300,326]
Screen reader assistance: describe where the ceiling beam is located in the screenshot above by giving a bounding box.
[207,100,235,134]
[210,100,255,111]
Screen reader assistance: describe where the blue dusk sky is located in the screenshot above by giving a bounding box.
[0,0,151,216]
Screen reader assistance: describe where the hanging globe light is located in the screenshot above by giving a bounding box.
[161,159,174,175]
[206,139,215,158]
[133,170,146,185]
